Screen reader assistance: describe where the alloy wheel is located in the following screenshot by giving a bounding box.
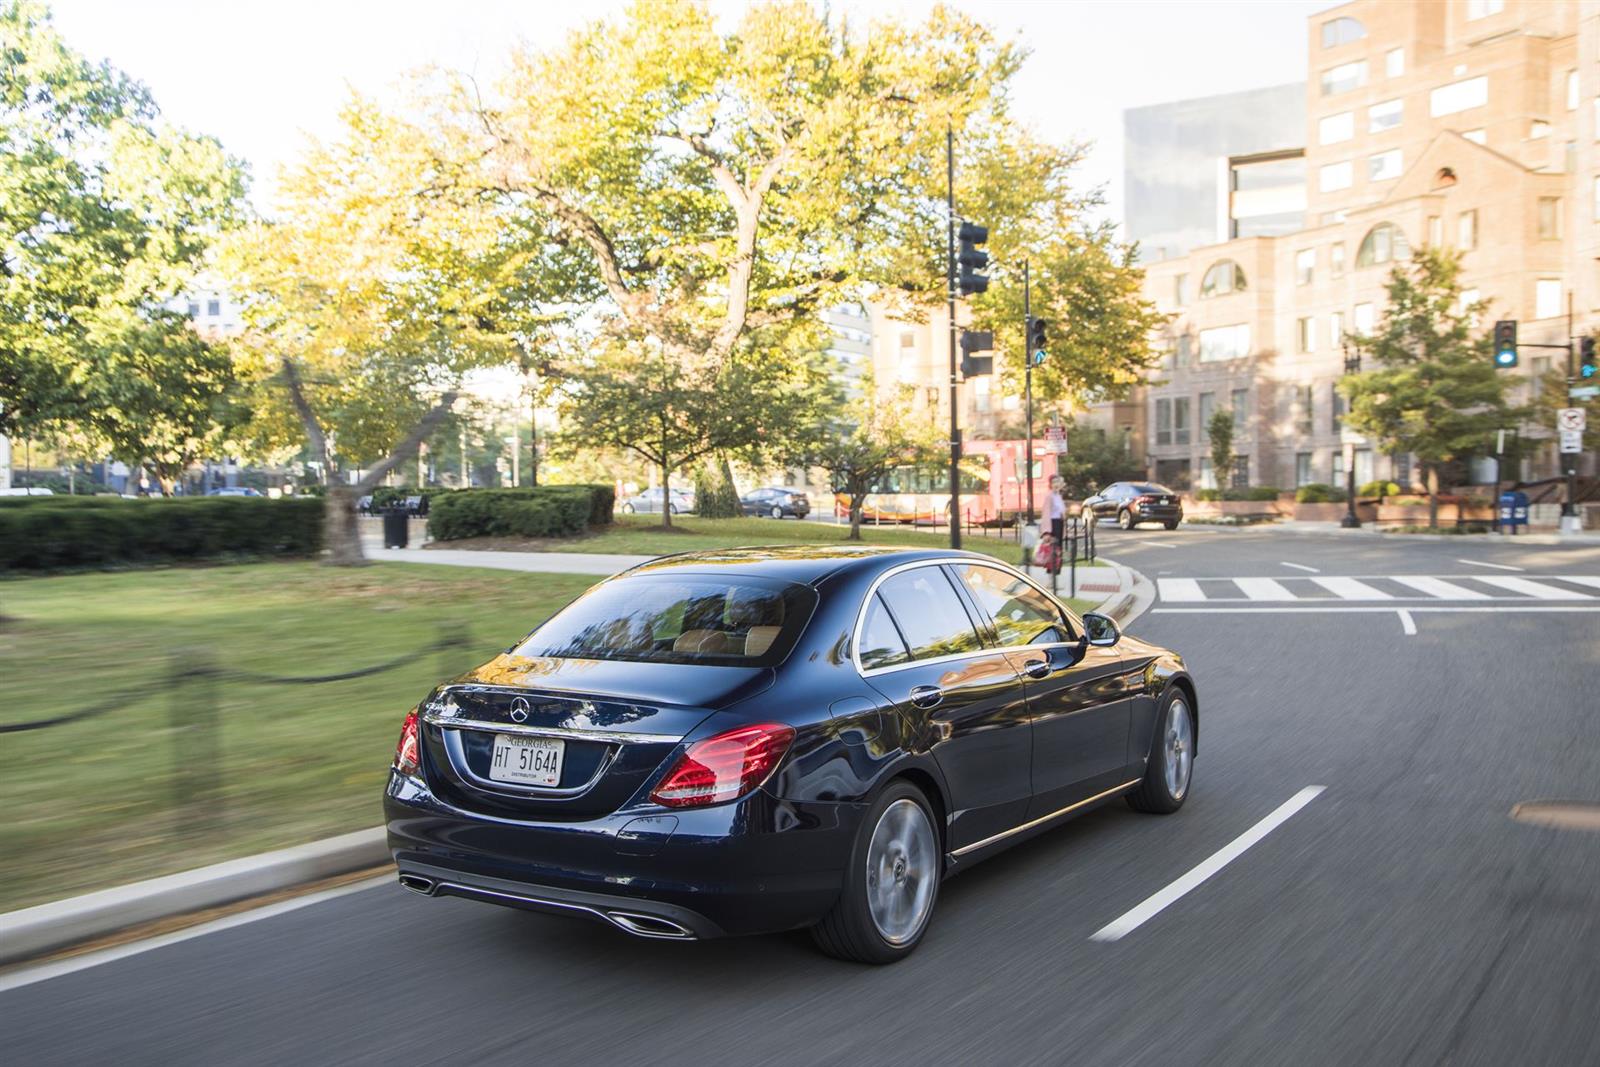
[1163,697,1193,800]
[865,798,937,945]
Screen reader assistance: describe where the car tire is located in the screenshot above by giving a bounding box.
[1117,508,1135,530]
[770,505,784,519]
[621,503,635,514]
[668,504,678,515]
[812,781,941,964]
[1163,519,1180,530]
[1127,687,1194,815]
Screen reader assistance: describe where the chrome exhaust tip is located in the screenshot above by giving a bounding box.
[397,874,437,896]
[605,911,695,940]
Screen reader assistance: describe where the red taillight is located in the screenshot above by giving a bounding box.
[394,708,421,777]
[1138,494,1158,503]
[649,723,795,809]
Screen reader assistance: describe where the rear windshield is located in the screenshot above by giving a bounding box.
[1132,484,1175,495]
[513,574,817,666]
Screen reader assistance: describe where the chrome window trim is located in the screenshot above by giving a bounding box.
[851,557,1085,678]
[428,686,678,745]
[949,778,1142,857]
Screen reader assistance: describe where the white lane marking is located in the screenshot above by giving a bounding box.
[1089,786,1326,943]
[1136,541,1177,549]
[1280,562,1319,573]
[1458,559,1523,572]
[0,876,391,994]
[1389,575,1490,600]
[1554,576,1600,591]
[1233,577,1297,601]
[1157,578,1206,602]
[1397,609,1417,635]
[1312,576,1393,600]
[1474,575,1593,601]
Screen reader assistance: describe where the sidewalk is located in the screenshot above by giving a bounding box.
[368,546,652,575]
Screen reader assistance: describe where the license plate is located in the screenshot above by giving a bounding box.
[489,734,565,786]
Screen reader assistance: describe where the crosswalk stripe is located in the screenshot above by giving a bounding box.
[1157,578,1206,601]
[1389,576,1491,600]
[1558,576,1600,591]
[1233,577,1297,601]
[1311,576,1392,600]
[1471,576,1593,600]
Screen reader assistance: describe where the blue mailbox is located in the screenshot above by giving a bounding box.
[1498,491,1529,530]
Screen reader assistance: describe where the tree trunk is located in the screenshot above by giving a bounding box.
[848,488,864,541]
[324,484,365,565]
[659,459,672,529]
[1425,464,1440,530]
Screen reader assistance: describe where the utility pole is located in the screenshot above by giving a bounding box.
[1563,292,1579,532]
[945,125,961,550]
[1024,260,1034,527]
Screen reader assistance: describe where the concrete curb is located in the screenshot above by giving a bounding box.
[0,827,389,967]
[1091,555,1153,628]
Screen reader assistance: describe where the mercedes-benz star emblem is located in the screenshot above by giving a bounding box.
[509,697,531,723]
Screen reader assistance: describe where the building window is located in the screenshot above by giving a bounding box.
[1538,197,1563,240]
[899,330,916,349]
[1368,99,1402,133]
[1321,61,1368,97]
[1356,222,1410,267]
[1321,16,1366,49]
[1199,323,1251,362]
[1176,332,1194,366]
[1231,388,1249,427]
[1430,76,1488,118]
[1330,242,1346,277]
[1332,450,1345,488]
[1565,140,1577,173]
[1368,149,1403,182]
[1332,385,1346,434]
[1296,453,1314,486]
[1457,210,1477,251]
[1385,48,1404,78]
[1536,279,1563,320]
[1568,70,1580,111]
[1200,259,1246,297]
[1231,456,1250,490]
[1462,129,1486,145]
[1459,288,1482,327]
[1173,273,1188,307]
[1174,396,1191,446]
[1198,391,1215,430]
[1296,386,1314,437]
[1297,316,1315,354]
[1427,216,1442,246]
[1466,0,1503,18]
[1295,249,1315,285]
[1155,398,1172,446]
[186,302,200,319]
[1319,161,1353,192]
[206,299,221,317]
[1319,111,1354,145]
[1354,302,1375,335]
[1197,456,1215,491]
[1330,311,1345,348]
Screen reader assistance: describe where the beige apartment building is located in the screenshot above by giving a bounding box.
[1130,0,1599,492]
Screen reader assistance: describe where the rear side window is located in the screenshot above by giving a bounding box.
[949,563,1073,647]
[875,567,984,662]
[858,594,910,670]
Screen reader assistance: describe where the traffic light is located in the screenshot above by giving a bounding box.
[1581,336,1597,380]
[1493,320,1518,368]
[959,329,994,377]
[1027,317,1048,366]
[957,221,989,295]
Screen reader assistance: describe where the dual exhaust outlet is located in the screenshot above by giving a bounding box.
[397,873,695,940]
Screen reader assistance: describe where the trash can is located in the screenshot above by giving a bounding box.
[383,506,409,548]
[1498,491,1529,533]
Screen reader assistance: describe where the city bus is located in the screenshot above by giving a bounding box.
[835,439,1062,526]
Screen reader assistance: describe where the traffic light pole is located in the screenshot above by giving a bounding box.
[1024,260,1034,527]
[946,126,961,550]
[1565,295,1578,526]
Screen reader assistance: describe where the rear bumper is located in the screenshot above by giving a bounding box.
[385,773,859,939]
[1129,505,1182,521]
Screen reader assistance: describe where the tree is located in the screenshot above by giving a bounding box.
[1,1,246,478]
[1054,421,1140,500]
[796,376,939,540]
[1207,410,1235,491]
[1341,248,1526,528]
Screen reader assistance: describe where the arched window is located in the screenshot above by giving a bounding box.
[1200,260,1247,298]
[1356,223,1411,268]
[1321,16,1366,49]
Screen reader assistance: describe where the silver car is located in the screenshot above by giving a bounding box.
[619,487,696,515]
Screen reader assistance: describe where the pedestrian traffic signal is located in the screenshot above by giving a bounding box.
[1582,336,1597,380]
[959,329,994,377]
[957,222,989,295]
[1027,317,1048,365]
[1493,320,1518,368]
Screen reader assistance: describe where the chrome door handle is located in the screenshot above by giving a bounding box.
[1023,659,1050,680]
[909,685,944,709]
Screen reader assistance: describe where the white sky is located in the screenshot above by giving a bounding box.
[47,0,1330,232]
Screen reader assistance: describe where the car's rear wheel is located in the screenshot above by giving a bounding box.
[1128,688,1194,814]
[621,503,635,514]
[770,505,783,519]
[1117,508,1135,530]
[812,781,940,964]
[1163,518,1180,530]
[668,504,679,515]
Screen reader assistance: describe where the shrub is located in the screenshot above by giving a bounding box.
[1193,488,1223,502]
[1216,486,1280,502]
[1294,483,1348,504]
[426,484,612,541]
[0,497,324,571]
[1358,480,1401,499]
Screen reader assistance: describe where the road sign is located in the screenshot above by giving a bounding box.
[1044,425,1067,455]
[1571,385,1600,399]
[1559,428,1583,453]
[1557,407,1586,433]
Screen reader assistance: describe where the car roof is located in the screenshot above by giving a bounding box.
[620,545,998,586]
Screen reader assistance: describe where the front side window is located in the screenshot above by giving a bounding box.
[949,564,1072,647]
[875,568,983,662]
[517,575,816,666]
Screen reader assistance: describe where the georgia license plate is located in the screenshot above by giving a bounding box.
[489,735,565,787]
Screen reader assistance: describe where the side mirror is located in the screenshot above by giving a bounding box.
[1082,612,1120,647]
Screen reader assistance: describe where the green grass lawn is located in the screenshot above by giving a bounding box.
[0,562,597,912]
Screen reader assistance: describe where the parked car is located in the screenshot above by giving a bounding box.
[739,487,810,519]
[386,546,1197,962]
[0,487,54,496]
[206,486,263,497]
[619,487,695,515]
[1083,482,1183,530]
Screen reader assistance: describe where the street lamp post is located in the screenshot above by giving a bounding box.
[1341,345,1361,529]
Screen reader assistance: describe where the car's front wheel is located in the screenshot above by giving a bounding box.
[812,781,940,964]
[668,504,679,515]
[621,503,635,514]
[770,505,784,519]
[1128,687,1194,814]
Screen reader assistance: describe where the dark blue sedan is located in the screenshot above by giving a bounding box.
[386,546,1197,962]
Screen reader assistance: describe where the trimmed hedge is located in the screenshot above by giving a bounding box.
[1294,483,1348,504]
[427,485,614,541]
[0,497,324,571]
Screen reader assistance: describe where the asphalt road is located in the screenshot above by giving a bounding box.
[4,528,1598,1066]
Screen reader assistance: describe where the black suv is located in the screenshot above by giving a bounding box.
[1083,482,1183,530]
